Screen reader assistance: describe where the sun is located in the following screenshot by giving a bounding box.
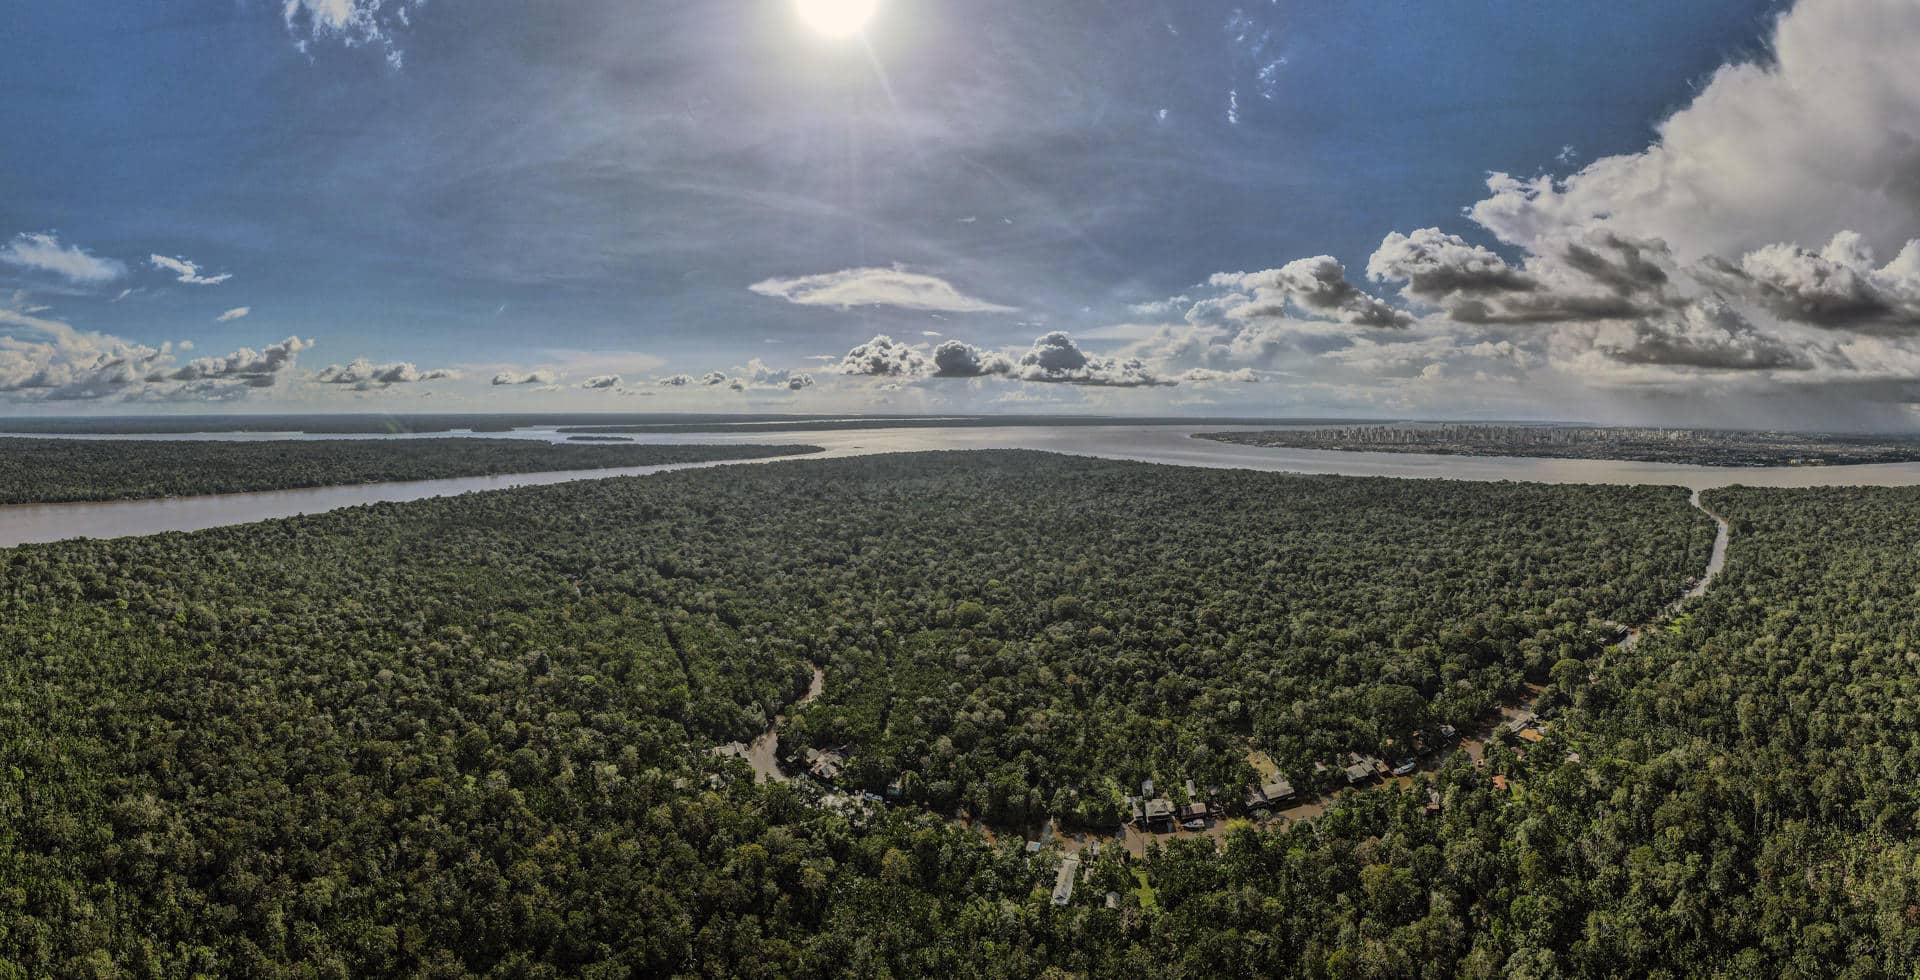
[794,0,878,39]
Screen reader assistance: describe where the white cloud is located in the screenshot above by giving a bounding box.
[313,357,458,390]
[1180,367,1260,384]
[172,336,314,388]
[838,335,931,377]
[1,309,310,402]
[0,232,125,285]
[1467,0,1920,265]
[1366,229,1535,308]
[1700,231,1920,330]
[1,308,167,399]
[836,331,1169,387]
[216,307,251,322]
[580,374,622,390]
[491,368,560,386]
[150,254,233,286]
[931,340,1013,378]
[1016,331,1170,387]
[1210,257,1410,328]
[751,266,1015,313]
[735,359,816,391]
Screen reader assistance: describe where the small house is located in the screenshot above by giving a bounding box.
[804,748,844,782]
[1144,797,1175,830]
[1051,855,1080,906]
[1343,754,1374,785]
[1247,778,1295,810]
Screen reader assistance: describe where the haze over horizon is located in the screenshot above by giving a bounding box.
[9,0,1920,427]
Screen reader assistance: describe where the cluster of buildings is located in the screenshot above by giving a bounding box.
[799,745,848,782]
[1332,725,1460,788]
[1125,778,1217,832]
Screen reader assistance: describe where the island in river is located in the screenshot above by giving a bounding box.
[0,437,819,505]
[1199,423,1920,467]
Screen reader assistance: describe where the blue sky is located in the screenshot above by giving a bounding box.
[7,0,1920,425]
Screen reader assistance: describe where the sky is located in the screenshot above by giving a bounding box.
[8,0,1920,426]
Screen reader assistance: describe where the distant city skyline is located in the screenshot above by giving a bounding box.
[9,0,1920,427]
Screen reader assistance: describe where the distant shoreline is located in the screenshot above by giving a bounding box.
[1198,425,1920,468]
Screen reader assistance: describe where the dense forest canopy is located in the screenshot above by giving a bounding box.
[0,438,819,504]
[5,451,1911,976]
[761,458,1709,827]
[1200,425,1920,467]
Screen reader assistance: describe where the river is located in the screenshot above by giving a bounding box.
[7,423,1920,548]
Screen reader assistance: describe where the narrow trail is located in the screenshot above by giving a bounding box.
[1686,489,1733,599]
[718,488,1739,854]
[1623,490,1730,650]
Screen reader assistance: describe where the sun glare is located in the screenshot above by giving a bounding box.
[794,0,878,39]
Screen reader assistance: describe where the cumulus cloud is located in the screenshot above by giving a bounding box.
[1366,229,1535,308]
[657,374,694,386]
[150,254,232,286]
[751,267,1015,313]
[1012,0,1920,417]
[835,331,1171,387]
[736,359,815,391]
[313,357,458,390]
[1363,228,1680,325]
[1,309,309,402]
[1467,0,1920,264]
[491,368,560,386]
[0,232,125,285]
[1699,232,1920,331]
[2,309,169,399]
[172,336,314,388]
[1585,298,1813,372]
[931,339,1013,378]
[701,371,728,386]
[1210,256,1411,328]
[1180,367,1260,384]
[838,334,931,377]
[1016,331,1170,387]
[580,374,622,390]
[215,307,251,322]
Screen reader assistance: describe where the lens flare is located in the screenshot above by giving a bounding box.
[794,0,878,39]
